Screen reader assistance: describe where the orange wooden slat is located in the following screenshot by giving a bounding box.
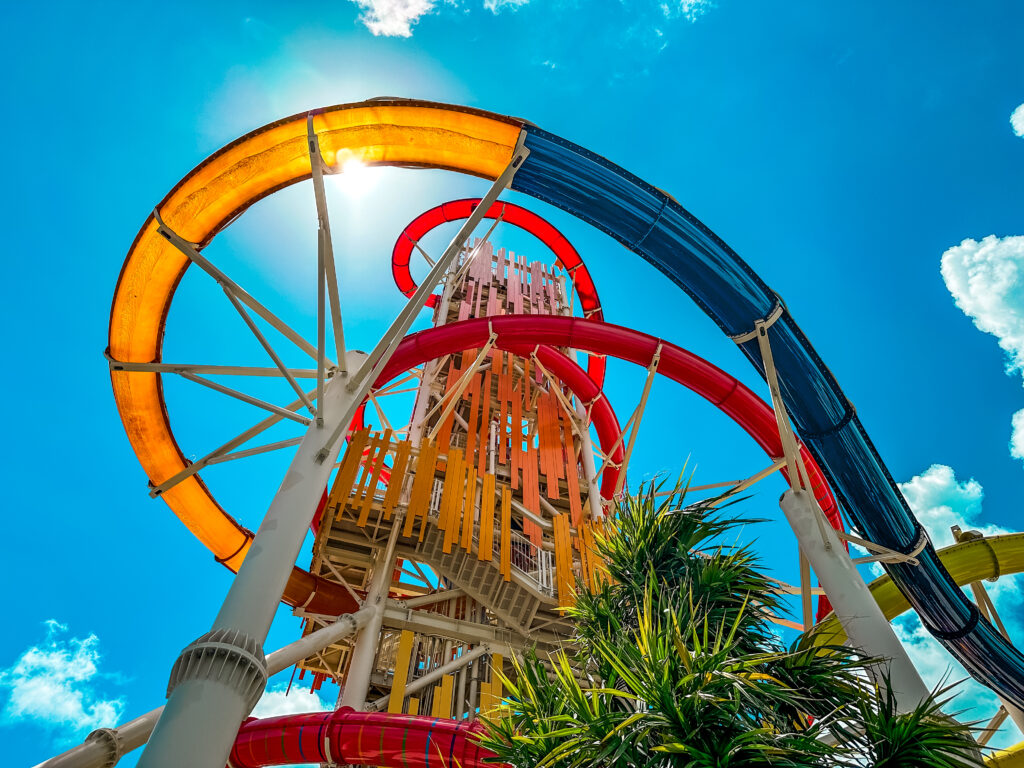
[461,463,476,551]
[477,366,492,478]
[464,372,480,463]
[565,444,584,527]
[478,472,496,561]
[357,429,392,527]
[500,486,512,581]
[553,513,574,610]
[381,439,411,521]
[510,379,521,490]
[497,351,509,465]
[442,449,465,554]
[438,447,463,534]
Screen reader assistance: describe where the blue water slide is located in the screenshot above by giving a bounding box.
[511,125,1024,707]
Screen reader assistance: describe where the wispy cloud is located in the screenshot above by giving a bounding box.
[893,466,1023,748]
[941,234,1024,462]
[660,0,716,23]
[484,0,530,11]
[1011,104,1024,138]
[347,0,715,38]
[0,621,125,740]
[350,0,438,37]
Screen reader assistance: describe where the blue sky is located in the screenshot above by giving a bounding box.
[1,1,1023,764]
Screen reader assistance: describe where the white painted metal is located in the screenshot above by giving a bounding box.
[179,372,312,425]
[221,286,315,412]
[780,489,929,712]
[138,351,367,768]
[152,209,333,366]
[106,358,319,378]
[339,515,404,710]
[149,384,319,497]
[308,114,347,370]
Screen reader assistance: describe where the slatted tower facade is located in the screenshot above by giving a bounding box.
[294,237,604,719]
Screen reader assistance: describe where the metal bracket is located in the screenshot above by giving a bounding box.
[728,300,785,344]
[85,727,124,768]
[839,525,929,566]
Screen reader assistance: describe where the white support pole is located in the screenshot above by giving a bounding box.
[308,114,347,371]
[137,351,367,768]
[780,489,930,712]
[35,608,371,768]
[339,514,404,710]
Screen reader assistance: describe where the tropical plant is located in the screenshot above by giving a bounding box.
[478,480,983,768]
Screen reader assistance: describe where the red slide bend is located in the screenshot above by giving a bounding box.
[391,199,607,386]
[230,708,500,768]
[283,316,843,620]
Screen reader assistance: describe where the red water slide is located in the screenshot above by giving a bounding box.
[230,708,501,768]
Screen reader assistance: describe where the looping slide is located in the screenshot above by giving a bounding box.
[391,198,606,386]
[109,98,1024,707]
[230,708,495,768]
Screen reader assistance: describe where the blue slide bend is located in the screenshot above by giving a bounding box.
[510,126,1024,707]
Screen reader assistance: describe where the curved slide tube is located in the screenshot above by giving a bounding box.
[108,99,1024,706]
[230,709,494,768]
[391,198,606,385]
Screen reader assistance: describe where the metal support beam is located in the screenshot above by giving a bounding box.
[34,608,371,768]
[366,644,491,713]
[308,114,347,371]
[781,489,929,712]
[137,352,368,768]
[339,513,404,710]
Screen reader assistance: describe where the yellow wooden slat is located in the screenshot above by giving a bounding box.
[441,449,465,554]
[490,654,504,713]
[437,674,454,718]
[357,429,392,526]
[387,630,416,714]
[405,440,437,539]
[437,448,462,533]
[478,678,492,717]
[381,439,411,521]
[329,428,370,518]
[478,473,496,561]
[351,434,382,524]
[408,697,418,716]
[500,486,512,581]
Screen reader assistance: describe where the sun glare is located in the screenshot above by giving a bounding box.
[329,156,377,198]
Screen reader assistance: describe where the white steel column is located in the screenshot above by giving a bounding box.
[38,608,372,768]
[780,489,930,711]
[137,353,367,768]
[339,516,403,710]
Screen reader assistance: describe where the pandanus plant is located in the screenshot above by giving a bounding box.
[478,480,982,768]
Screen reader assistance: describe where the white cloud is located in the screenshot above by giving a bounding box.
[484,0,529,11]
[660,0,716,22]
[251,682,330,718]
[350,0,437,37]
[942,235,1024,376]
[1011,104,1024,138]
[941,235,1024,463]
[0,621,125,738]
[891,466,1023,748]
[1012,408,1024,460]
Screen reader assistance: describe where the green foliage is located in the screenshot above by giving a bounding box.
[477,479,985,768]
